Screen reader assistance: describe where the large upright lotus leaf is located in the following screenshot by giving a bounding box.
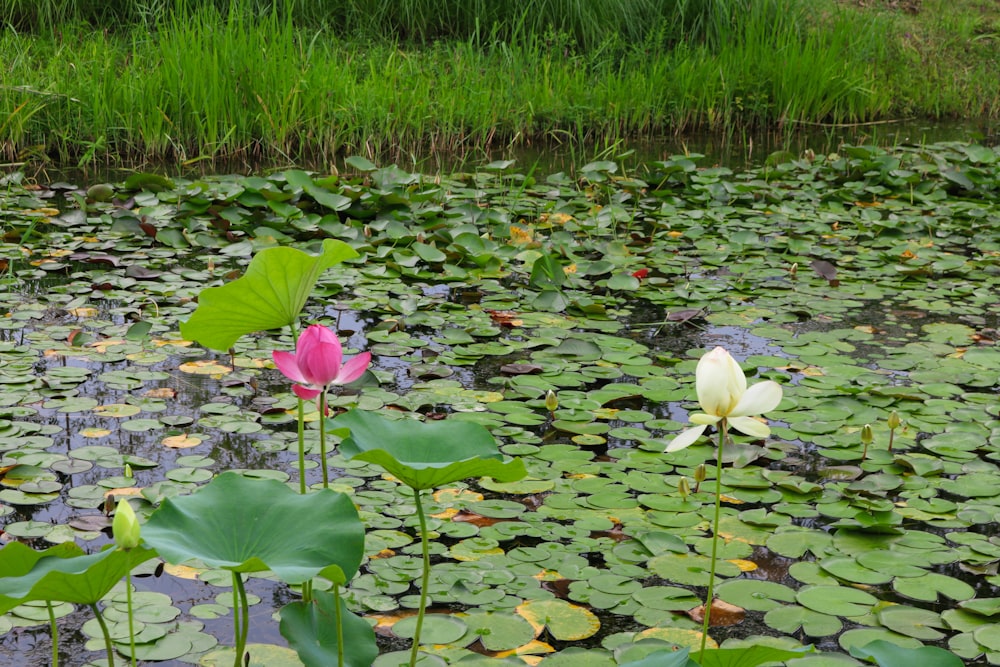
[142,473,364,584]
[329,409,526,491]
[180,239,357,350]
[279,589,378,667]
[0,541,155,612]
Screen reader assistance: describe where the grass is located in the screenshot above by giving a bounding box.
[0,0,996,166]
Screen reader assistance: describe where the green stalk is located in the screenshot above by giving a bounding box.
[297,397,306,494]
[319,389,329,489]
[334,584,344,667]
[231,572,250,667]
[125,572,137,667]
[700,417,728,654]
[47,601,58,667]
[409,489,431,667]
[88,602,114,667]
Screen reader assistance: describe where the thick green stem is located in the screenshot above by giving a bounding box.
[334,584,344,667]
[319,390,329,489]
[700,418,727,654]
[297,397,306,494]
[289,321,307,495]
[88,602,114,667]
[232,572,250,667]
[47,601,58,667]
[409,489,431,667]
[126,571,137,667]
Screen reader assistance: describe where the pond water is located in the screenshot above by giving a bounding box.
[1,137,999,666]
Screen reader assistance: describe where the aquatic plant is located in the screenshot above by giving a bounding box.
[273,324,371,488]
[329,408,527,667]
[665,347,782,652]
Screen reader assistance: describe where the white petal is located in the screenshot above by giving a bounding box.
[665,425,708,452]
[690,413,723,426]
[696,347,746,416]
[729,380,782,418]
[729,416,771,439]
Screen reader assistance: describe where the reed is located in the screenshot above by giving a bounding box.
[0,0,995,165]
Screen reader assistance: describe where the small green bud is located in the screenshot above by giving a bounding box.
[124,463,134,479]
[860,424,873,445]
[545,390,558,413]
[887,411,901,430]
[678,477,691,500]
[112,498,141,550]
[693,464,707,484]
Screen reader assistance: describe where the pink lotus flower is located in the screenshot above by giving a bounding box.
[272,325,371,400]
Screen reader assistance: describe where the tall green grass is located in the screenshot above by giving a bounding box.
[0,0,992,165]
[2,0,759,51]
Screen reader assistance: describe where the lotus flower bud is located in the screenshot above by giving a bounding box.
[545,390,558,413]
[887,411,901,430]
[678,476,691,500]
[694,464,707,484]
[861,424,873,445]
[113,498,141,550]
[124,463,134,479]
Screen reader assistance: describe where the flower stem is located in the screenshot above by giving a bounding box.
[232,572,250,667]
[296,397,306,494]
[334,584,344,667]
[126,571,137,667]
[47,601,58,667]
[409,489,431,667]
[700,417,727,654]
[88,602,114,667]
[319,390,329,489]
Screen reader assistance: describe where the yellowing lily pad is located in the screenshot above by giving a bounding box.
[516,599,600,641]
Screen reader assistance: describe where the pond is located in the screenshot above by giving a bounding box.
[0,140,999,666]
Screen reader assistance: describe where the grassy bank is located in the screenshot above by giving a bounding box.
[0,0,997,166]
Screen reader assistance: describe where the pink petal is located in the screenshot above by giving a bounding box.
[300,340,345,386]
[292,384,322,400]
[272,350,308,384]
[334,352,372,385]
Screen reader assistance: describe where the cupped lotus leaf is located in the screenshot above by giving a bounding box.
[848,639,963,667]
[279,589,378,667]
[618,648,693,667]
[0,541,155,611]
[142,472,364,584]
[180,239,357,350]
[329,409,526,490]
[693,645,815,667]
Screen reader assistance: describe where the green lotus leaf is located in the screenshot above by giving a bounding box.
[180,239,357,350]
[142,472,364,584]
[279,589,378,667]
[0,541,155,612]
[330,409,526,490]
[877,605,947,641]
[693,645,814,667]
[848,639,963,667]
[618,648,693,667]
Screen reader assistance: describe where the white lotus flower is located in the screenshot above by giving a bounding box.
[665,347,783,452]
